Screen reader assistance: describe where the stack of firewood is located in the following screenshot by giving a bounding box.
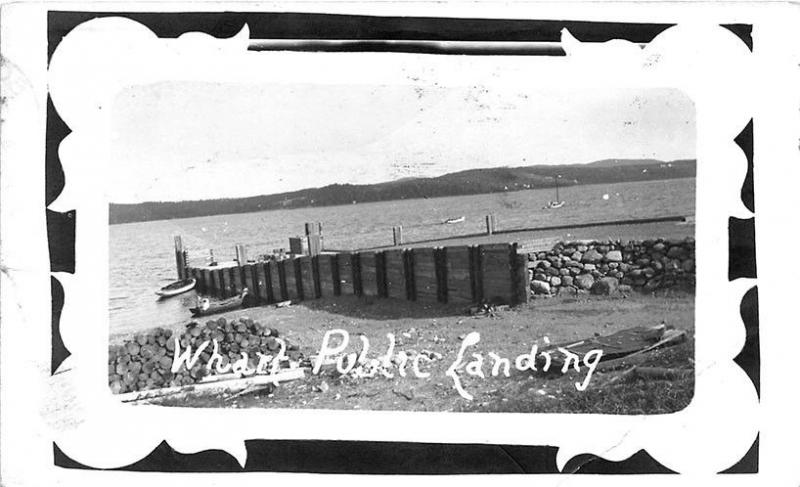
[108,317,296,394]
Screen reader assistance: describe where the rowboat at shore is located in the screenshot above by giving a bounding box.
[190,288,248,317]
[155,278,196,298]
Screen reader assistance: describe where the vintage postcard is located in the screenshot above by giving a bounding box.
[1,1,798,485]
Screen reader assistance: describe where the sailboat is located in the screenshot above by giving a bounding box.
[544,175,565,209]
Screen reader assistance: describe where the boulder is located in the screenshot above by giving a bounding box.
[667,246,688,259]
[550,276,562,287]
[652,242,666,252]
[561,276,574,287]
[682,259,695,272]
[605,250,623,262]
[577,244,588,252]
[570,251,583,262]
[546,267,560,276]
[581,249,603,263]
[583,263,597,271]
[644,278,662,292]
[530,280,551,295]
[575,273,595,290]
[534,272,548,282]
[559,268,571,276]
[591,277,619,295]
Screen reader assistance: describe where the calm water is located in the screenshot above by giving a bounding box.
[109,178,695,335]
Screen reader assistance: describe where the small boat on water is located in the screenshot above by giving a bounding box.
[543,174,565,210]
[190,288,248,317]
[155,278,196,298]
[443,216,466,224]
[544,200,565,209]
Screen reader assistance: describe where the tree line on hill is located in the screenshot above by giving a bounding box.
[109,158,695,224]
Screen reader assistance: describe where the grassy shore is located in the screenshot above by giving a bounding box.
[147,290,694,414]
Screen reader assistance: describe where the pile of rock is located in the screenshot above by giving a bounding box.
[528,238,695,297]
[108,317,299,395]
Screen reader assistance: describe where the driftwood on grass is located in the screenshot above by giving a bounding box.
[117,369,305,403]
[596,329,688,372]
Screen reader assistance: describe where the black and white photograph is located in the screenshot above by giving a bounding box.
[1,2,797,483]
[103,35,697,413]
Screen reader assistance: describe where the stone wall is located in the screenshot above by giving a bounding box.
[528,237,695,296]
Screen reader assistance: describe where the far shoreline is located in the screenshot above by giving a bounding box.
[109,176,697,228]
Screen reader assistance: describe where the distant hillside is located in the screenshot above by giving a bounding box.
[109,158,695,224]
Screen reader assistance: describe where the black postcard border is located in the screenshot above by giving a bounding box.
[45,11,758,474]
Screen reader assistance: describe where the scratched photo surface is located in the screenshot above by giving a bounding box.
[103,21,697,412]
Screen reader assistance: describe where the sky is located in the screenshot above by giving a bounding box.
[109,61,695,203]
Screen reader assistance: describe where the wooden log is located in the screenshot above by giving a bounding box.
[485,215,496,235]
[298,255,317,300]
[221,267,236,298]
[235,244,248,265]
[202,269,213,296]
[444,245,474,304]
[243,264,258,304]
[268,260,285,301]
[358,251,379,296]
[195,267,206,294]
[210,268,223,298]
[307,234,322,256]
[256,262,273,303]
[512,250,531,304]
[384,249,407,300]
[435,247,448,303]
[233,265,247,295]
[282,258,301,301]
[304,222,322,235]
[479,243,514,305]
[174,236,186,280]
[317,254,337,297]
[337,252,355,295]
[392,226,403,246]
[117,369,306,403]
[411,247,438,302]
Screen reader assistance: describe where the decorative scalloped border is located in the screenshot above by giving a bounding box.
[45,11,758,475]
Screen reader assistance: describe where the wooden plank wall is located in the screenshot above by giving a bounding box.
[298,256,317,300]
[255,263,272,303]
[185,242,530,307]
[445,246,474,304]
[202,269,213,297]
[268,261,284,302]
[411,247,439,302]
[317,254,338,297]
[282,258,300,301]
[220,268,233,298]
[359,251,379,297]
[231,266,244,295]
[243,264,257,302]
[384,249,407,300]
[337,252,355,295]
[480,243,517,305]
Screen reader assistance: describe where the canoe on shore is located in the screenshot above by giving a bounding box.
[156,278,196,298]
